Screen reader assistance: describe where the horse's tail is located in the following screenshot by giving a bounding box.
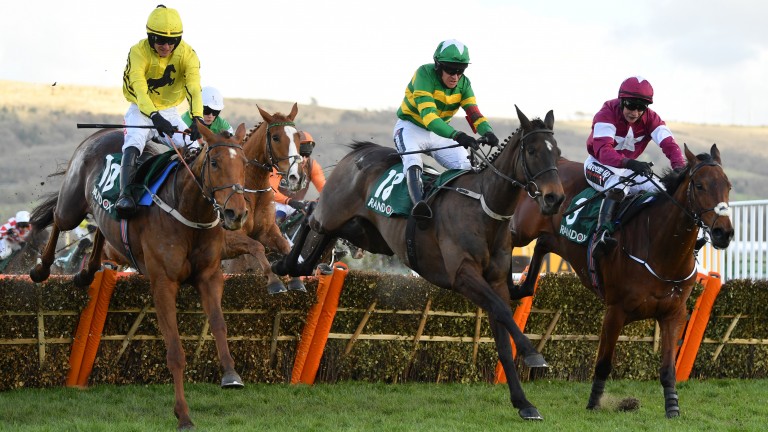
[30,192,58,230]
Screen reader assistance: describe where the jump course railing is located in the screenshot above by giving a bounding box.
[2,266,766,390]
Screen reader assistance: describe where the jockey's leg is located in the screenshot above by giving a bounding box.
[406,166,431,220]
[115,146,141,219]
[591,188,623,259]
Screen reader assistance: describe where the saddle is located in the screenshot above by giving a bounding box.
[92,150,180,220]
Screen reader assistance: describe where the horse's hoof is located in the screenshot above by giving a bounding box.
[508,285,534,300]
[666,407,680,418]
[523,352,549,368]
[221,371,244,389]
[518,407,543,420]
[271,260,288,276]
[267,281,288,295]
[73,271,94,288]
[287,278,306,292]
[29,265,50,283]
[177,420,195,430]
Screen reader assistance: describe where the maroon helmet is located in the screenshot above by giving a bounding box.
[618,76,654,104]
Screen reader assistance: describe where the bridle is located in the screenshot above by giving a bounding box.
[246,120,302,178]
[198,143,248,216]
[478,127,559,198]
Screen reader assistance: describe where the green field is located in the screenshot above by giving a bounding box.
[1,379,765,431]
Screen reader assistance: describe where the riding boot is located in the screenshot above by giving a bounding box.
[115,146,141,219]
[406,166,432,221]
[591,190,622,260]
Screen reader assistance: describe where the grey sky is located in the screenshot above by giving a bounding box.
[2,0,765,126]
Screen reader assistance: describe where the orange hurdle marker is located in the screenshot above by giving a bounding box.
[298,262,349,384]
[76,268,118,387]
[66,271,104,387]
[290,265,336,384]
[675,271,722,382]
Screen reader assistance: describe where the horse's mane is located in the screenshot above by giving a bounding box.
[242,111,295,144]
[346,141,400,170]
[480,118,550,169]
[659,152,714,195]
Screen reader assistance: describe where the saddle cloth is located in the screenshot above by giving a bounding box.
[366,163,467,217]
[91,151,179,220]
[560,187,658,245]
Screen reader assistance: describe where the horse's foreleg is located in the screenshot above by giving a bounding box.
[196,270,243,389]
[73,229,105,288]
[488,315,542,420]
[152,280,193,429]
[272,220,312,276]
[509,235,554,300]
[223,231,287,294]
[587,306,625,410]
[659,311,686,418]
[29,225,61,283]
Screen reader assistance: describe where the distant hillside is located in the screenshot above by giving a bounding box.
[1,80,766,219]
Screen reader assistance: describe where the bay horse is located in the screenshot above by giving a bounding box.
[28,122,250,429]
[508,144,734,418]
[220,103,307,293]
[275,106,565,420]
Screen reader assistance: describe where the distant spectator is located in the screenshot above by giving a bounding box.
[0,210,32,260]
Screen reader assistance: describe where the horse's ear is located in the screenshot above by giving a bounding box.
[198,120,214,143]
[515,105,532,131]
[289,103,299,121]
[710,143,721,164]
[235,123,247,143]
[257,105,274,123]
[544,110,555,130]
[684,143,695,165]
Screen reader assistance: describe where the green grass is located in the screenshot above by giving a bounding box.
[0,379,766,431]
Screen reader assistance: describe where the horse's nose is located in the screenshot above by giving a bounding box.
[542,192,565,215]
[222,208,247,230]
[710,226,735,249]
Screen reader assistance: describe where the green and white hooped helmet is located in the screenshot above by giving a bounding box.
[433,39,470,70]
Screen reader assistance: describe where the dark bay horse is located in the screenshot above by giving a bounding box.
[275,106,565,420]
[221,103,306,293]
[28,122,250,429]
[509,144,734,418]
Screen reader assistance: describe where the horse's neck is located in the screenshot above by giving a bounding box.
[642,183,699,262]
[479,142,525,215]
[170,164,218,220]
[244,128,271,188]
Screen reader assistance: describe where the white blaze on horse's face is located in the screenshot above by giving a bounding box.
[715,202,731,217]
[284,126,302,187]
[228,148,238,159]
[545,140,554,152]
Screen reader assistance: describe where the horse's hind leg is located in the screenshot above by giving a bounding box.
[73,229,105,288]
[29,225,61,283]
[587,306,625,410]
[223,231,287,294]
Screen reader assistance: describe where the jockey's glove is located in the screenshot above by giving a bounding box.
[288,199,308,211]
[189,116,204,142]
[625,159,653,177]
[454,131,479,150]
[483,131,499,147]
[149,111,176,138]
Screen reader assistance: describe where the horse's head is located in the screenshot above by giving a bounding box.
[511,105,565,215]
[680,143,734,249]
[249,103,304,191]
[195,122,249,230]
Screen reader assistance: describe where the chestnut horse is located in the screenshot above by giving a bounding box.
[28,123,250,429]
[509,144,734,418]
[221,103,306,293]
[275,107,565,420]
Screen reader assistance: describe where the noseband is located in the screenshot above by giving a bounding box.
[684,160,730,238]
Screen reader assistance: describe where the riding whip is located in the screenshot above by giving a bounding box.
[77,124,158,129]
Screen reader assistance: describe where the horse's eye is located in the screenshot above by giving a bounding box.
[695,182,704,190]
[210,159,219,168]
[527,146,536,155]
[271,134,280,142]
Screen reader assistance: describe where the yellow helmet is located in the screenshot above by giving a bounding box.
[146,5,183,37]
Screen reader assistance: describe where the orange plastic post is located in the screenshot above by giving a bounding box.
[495,266,539,384]
[299,262,349,384]
[676,273,709,360]
[77,268,118,387]
[675,272,722,382]
[290,265,335,384]
[66,271,104,387]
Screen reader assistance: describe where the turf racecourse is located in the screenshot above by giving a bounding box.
[0,380,765,431]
